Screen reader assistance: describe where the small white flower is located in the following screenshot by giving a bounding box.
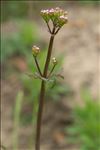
[49,8,55,13]
[60,15,68,22]
[41,9,49,14]
[32,45,40,57]
[32,45,39,50]
[55,7,60,11]
[52,57,57,64]
[60,15,65,19]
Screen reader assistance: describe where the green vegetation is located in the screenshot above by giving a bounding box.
[68,90,100,150]
[13,91,24,150]
[1,20,38,62]
[1,1,28,22]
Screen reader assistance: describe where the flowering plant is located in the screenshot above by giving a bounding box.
[31,7,68,150]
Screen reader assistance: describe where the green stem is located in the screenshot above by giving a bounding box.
[46,21,52,34]
[43,27,55,77]
[55,26,61,34]
[34,56,42,76]
[35,27,55,150]
[48,64,56,78]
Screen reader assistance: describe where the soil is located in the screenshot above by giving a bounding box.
[1,5,100,150]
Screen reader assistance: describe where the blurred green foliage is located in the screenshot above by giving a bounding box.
[1,1,28,22]
[1,20,38,62]
[68,90,100,150]
[13,91,24,150]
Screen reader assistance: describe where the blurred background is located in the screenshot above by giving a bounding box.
[1,1,100,150]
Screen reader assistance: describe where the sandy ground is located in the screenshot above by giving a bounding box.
[1,5,100,150]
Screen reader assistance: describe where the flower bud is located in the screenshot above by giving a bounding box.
[32,45,40,57]
[52,57,57,65]
[49,8,55,15]
[58,15,68,27]
[48,8,55,21]
[41,9,50,22]
[55,7,60,11]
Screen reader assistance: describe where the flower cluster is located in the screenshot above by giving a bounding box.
[41,7,68,28]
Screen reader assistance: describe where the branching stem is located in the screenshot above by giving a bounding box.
[46,21,52,34]
[48,64,56,78]
[34,56,42,76]
[35,27,55,150]
[55,27,61,34]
